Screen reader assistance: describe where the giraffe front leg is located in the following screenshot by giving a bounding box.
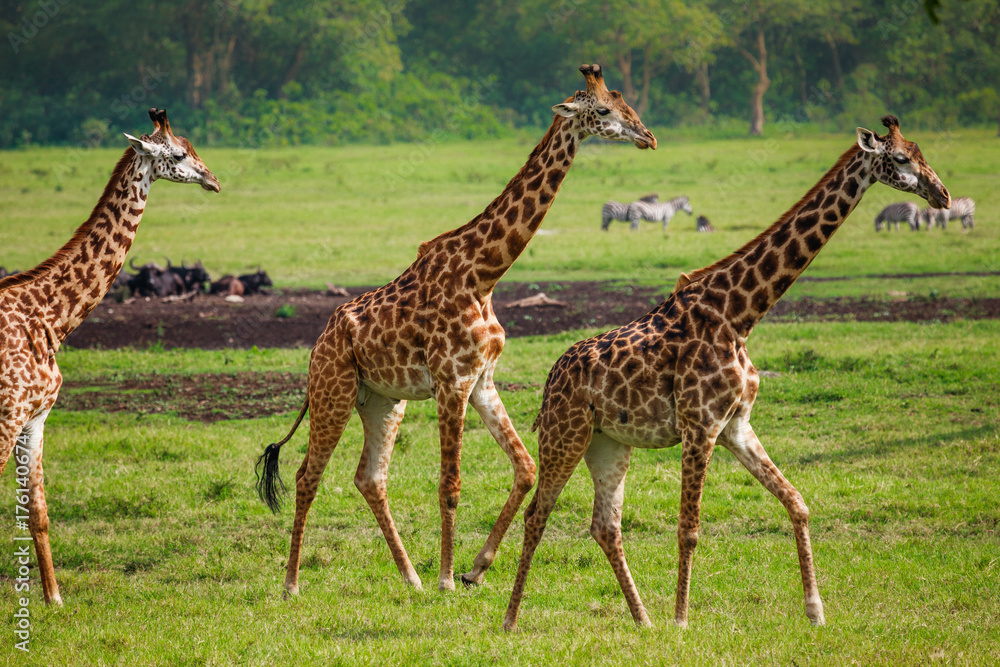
[20,411,61,605]
[435,385,473,591]
[354,392,421,589]
[720,421,825,626]
[674,432,715,628]
[461,382,536,586]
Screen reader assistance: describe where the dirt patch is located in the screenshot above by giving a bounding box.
[59,373,540,422]
[64,281,1000,351]
[59,372,307,422]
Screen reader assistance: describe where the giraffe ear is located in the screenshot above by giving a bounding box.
[856,127,885,154]
[552,102,580,118]
[124,133,165,158]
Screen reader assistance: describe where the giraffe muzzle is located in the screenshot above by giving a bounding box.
[634,128,657,150]
[201,172,222,193]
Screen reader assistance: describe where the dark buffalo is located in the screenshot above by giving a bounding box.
[128,260,185,297]
[238,269,273,295]
[167,260,212,293]
[210,275,245,297]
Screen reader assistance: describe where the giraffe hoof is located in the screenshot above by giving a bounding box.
[438,578,456,592]
[806,600,825,626]
[47,594,64,606]
[460,571,483,587]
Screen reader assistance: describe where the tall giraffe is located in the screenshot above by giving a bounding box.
[0,109,219,604]
[503,116,950,630]
[256,65,656,594]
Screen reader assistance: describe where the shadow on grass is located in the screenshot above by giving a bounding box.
[795,424,998,465]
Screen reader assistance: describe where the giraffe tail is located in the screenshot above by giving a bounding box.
[255,397,309,514]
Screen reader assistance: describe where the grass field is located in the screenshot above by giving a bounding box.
[2,130,999,664]
[1,321,998,664]
[1,128,997,297]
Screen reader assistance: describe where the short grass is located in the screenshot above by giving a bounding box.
[1,129,997,298]
[3,320,998,665]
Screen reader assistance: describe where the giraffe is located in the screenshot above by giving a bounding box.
[256,64,656,595]
[0,109,219,604]
[503,115,950,630]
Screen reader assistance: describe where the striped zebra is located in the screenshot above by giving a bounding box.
[920,196,975,230]
[626,195,693,231]
[601,193,659,230]
[874,202,920,231]
[696,215,716,232]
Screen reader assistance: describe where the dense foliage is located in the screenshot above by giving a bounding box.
[1,0,997,147]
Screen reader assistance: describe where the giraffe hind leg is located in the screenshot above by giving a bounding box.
[584,433,649,626]
[284,352,358,596]
[503,399,592,631]
[354,391,422,588]
[460,382,536,586]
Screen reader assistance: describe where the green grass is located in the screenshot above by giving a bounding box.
[1,129,997,298]
[3,321,998,664]
[2,130,998,663]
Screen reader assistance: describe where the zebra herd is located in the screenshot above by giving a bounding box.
[601,194,713,232]
[875,197,976,231]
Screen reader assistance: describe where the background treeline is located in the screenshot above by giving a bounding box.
[1,0,997,148]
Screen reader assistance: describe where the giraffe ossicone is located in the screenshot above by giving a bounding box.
[255,64,655,595]
[0,109,219,605]
[502,116,949,631]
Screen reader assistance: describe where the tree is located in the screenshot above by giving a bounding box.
[519,0,720,117]
[714,0,820,135]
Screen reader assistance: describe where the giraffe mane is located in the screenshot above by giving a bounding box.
[672,144,862,293]
[414,115,568,260]
[0,148,137,292]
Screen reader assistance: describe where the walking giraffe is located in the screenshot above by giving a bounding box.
[0,109,219,604]
[255,65,655,595]
[503,115,950,630]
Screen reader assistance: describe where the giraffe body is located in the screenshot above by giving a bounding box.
[257,65,656,595]
[0,109,218,604]
[503,116,950,630]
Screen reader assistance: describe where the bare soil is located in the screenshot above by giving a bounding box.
[58,372,538,422]
[57,279,1000,422]
[65,281,1000,351]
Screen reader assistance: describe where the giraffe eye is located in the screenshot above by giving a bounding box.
[596,108,611,116]
[172,152,186,161]
[893,155,909,165]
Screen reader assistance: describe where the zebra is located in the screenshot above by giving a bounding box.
[696,215,716,232]
[601,193,659,230]
[874,202,920,231]
[626,195,693,231]
[920,196,975,230]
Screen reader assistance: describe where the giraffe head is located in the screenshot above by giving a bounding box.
[123,108,221,193]
[857,115,949,209]
[552,64,656,150]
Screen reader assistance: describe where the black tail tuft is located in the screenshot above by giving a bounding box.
[255,442,287,514]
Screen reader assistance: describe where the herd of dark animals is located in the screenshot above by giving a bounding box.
[118,261,273,299]
[0,262,273,300]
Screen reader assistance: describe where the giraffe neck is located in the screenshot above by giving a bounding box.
[1,148,152,347]
[685,144,873,337]
[425,116,580,297]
